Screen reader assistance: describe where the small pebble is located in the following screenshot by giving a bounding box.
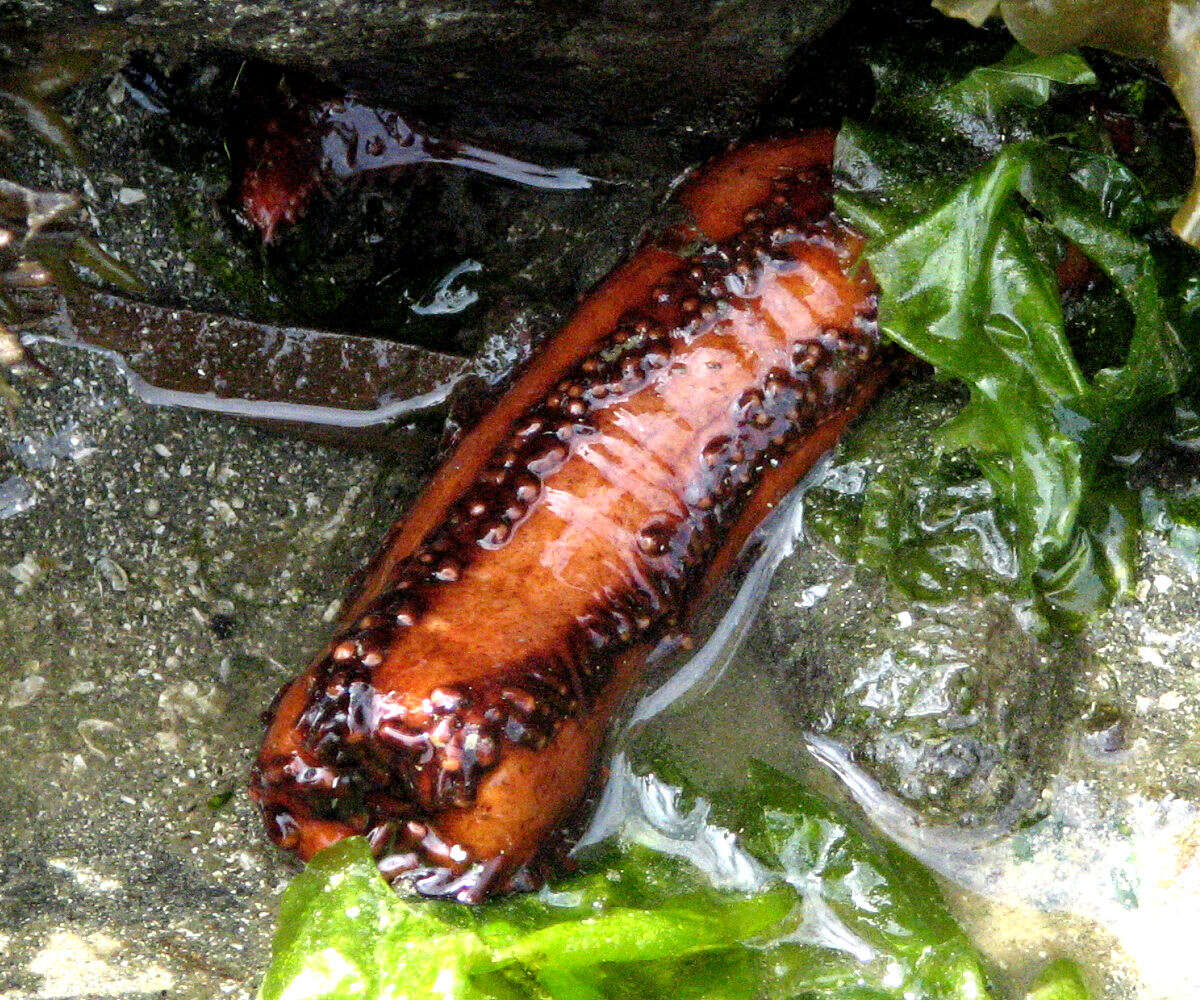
[7,674,45,709]
[96,555,129,593]
[1159,691,1184,711]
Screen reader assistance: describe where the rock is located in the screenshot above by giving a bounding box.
[0,337,434,998]
[9,1,850,149]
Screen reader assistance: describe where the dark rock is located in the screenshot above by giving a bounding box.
[8,1,851,150]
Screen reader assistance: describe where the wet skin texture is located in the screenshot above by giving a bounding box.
[250,131,885,902]
[237,88,586,242]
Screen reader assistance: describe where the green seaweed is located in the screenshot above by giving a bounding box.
[833,39,1200,628]
[259,763,1095,1000]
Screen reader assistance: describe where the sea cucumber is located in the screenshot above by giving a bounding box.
[249,130,886,901]
[238,90,590,242]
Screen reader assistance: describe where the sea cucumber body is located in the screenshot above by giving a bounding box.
[250,131,883,901]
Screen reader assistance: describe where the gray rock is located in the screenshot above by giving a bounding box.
[0,336,429,999]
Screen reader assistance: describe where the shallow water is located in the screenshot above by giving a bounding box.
[599,384,1200,1000]
[2,17,1198,992]
[2,319,1199,998]
[0,335,433,999]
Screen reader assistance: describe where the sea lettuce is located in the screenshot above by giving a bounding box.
[258,834,798,1000]
[935,0,1200,246]
[834,41,1200,626]
[259,765,1092,1000]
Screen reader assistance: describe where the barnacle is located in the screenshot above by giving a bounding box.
[0,23,143,406]
[0,177,145,407]
[0,179,74,407]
